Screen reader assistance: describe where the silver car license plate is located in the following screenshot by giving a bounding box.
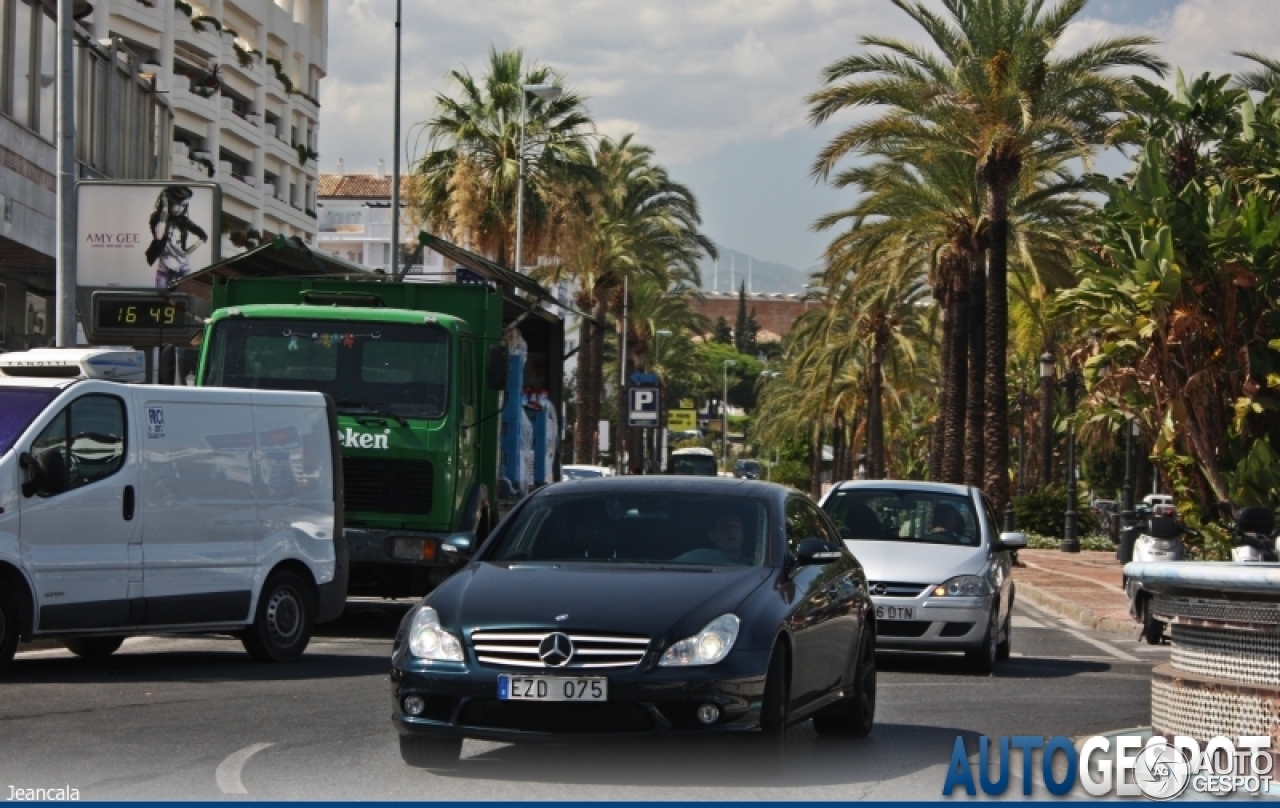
[876,605,915,620]
[498,675,607,702]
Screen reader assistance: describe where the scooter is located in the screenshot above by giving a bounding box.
[1230,506,1280,563]
[1125,515,1188,645]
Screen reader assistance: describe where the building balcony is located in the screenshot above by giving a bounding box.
[171,155,213,182]
[170,83,219,123]
[221,174,262,208]
[112,0,166,36]
[293,93,319,122]
[173,13,222,59]
[222,112,261,152]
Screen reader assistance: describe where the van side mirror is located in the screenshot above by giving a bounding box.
[486,344,509,391]
[20,450,67,498]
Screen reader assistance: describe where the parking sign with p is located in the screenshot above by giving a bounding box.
[628,386,660,427]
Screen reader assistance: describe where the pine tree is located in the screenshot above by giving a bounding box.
[713,316,733,344]
[734,281,749,353]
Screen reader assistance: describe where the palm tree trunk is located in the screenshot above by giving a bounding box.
[868,322,887,479]
[932,286,953,482]
[942,261,969,484]
[964,251,985,488]
[582,293,609,464]
[832,413,846,481]
[809,418,824,498]
[983,182,1012,511]
[573,314,596,464]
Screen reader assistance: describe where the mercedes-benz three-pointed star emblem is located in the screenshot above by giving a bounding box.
[538,632,574,668]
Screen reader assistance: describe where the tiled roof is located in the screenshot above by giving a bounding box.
[318,173,412,199]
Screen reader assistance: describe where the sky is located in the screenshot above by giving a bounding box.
[318,0,1280,276]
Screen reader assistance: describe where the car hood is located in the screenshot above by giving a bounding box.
[430,562,771,642]
[843,540,988,584]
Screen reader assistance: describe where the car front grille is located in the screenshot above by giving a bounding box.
[868,581,931,598]
[344,458,433,515]
[470,630,650,670]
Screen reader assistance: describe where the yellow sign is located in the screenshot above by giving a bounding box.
[680,398,696,409]
[667,409,697,431]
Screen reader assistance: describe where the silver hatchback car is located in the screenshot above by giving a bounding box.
[819,481,1025,673]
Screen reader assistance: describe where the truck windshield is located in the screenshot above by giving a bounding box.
[205,319,450,419]
[0,388,59,456]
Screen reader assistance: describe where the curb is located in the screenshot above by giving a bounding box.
[1017,579,1137,637]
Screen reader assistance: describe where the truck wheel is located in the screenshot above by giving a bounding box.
[242,571,315,663]
[0,583,18,673]
[399,736,462,769]
[65,637,125,658]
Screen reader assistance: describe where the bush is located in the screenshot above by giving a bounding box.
[769,460,810,490]
[1012,484,1098,539]
[1025,532,1113,552]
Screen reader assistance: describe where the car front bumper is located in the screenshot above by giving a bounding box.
[389,649,772,742]
[871,593,993,652]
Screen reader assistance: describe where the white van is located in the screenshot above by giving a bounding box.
[0,349,346,671]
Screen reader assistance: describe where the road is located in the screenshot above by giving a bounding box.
[0,598,1166,800]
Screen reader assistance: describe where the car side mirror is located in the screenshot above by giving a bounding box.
[997,532,1027,550]
[796,537,843,566]
[486,344,509,391]
[441,531,477,563]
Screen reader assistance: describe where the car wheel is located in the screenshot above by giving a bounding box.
[64,636,125,658]
[758,642,790,740]
[965,609,998,674]
[996,609,1012,661]
[1142,609,1165,646]
[812,624,876,737]
[0,582,19,674]
[399,736,462,769]
[241,571,315,663]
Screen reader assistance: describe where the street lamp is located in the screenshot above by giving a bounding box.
[515,83,563,275]
[1062,368,1083,553]
[652,329,673,474]
[1122,417,1139,526]
[722,359,737,471]
[1039,351,1056,487]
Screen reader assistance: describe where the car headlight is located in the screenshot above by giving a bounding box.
[932,575,990,598]
[408,606,464,662]
[660,614,740,667]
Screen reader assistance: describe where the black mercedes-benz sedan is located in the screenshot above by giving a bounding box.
[389,477,876,768]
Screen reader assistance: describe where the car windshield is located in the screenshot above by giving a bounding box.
[562,467,604,480]
[823,488,982,547]
[204,318,449,419]
[485,491,770,566]
[738,461,762,472]
[0,388,58,456]
[671,454,717,476]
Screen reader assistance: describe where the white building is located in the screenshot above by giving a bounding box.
[92,0,326,254]
[316,166,444,275]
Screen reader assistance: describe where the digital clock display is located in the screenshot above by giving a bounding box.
[95,296,189,330]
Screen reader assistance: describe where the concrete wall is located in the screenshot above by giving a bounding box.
[691,292,810,340]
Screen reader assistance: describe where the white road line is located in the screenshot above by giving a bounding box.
[215,742,275,795]
[1011,615,1045,629]
[1018,599,1141,662]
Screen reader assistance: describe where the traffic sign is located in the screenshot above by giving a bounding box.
[667,409,696,431]
[628,386,661,427]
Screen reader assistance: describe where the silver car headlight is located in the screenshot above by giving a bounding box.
[408,606,464,662]
[932,575,990,598]
[660,614,740,667]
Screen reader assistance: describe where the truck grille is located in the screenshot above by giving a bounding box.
[470,630,650,670]
[344,458,433,515]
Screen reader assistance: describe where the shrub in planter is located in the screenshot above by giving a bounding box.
[1012,484,1099,539]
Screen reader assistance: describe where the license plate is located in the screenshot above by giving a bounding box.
[497,675,607,702]
[876,605,915,621]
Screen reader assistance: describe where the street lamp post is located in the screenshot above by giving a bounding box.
[1122,417,1138,526]
[1062,369,1083,553]
[722,359,736,471]
[390,0,402,279]
[653,329,672,473]
[1039,351,1056,487]
[515,83,563,275]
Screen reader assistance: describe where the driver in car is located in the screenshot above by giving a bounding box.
[930,504,972,543]
[709,513,749,562]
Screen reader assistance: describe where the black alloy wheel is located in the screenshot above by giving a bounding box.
[64,636,125,658]
[399,736,463,769]
[812,623,876,737]
[758,641,790,740]
[966,608,999,674]
[241,570,315,662]
[996,607,1012,661]
[1142,608,1165,646]
[0,583,18,673]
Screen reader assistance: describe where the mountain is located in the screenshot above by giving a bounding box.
[696,246,810,295]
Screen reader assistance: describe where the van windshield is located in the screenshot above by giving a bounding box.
[205,319,450,419]
[671,453,717,476]
[0,388,59,456]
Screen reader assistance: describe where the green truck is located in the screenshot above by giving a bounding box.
[189,248,565,598]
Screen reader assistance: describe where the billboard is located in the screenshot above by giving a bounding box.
[77,181,220,289]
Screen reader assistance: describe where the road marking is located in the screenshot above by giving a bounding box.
[1018,600,1141,662]
[1011,615,1045,629]
[216,742,275,795]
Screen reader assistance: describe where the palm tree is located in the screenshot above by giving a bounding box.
[411,48,595,267]
[807,0,1165,509]
[1234,51,1280,94]
[536,135,714,464]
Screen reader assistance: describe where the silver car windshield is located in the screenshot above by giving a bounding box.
[824,489,981,547]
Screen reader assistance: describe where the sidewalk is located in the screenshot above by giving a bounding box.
[1013,548,1136,636]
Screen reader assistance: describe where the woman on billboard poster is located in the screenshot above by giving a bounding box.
[147,185,208,288]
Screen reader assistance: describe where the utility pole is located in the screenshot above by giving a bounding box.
[390,0,402,279]
[55,0,77,346]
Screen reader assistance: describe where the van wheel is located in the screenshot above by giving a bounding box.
[399,736,462,769]
[65,637,125,658]
[0,583,18,673]
[242,571,315,663]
